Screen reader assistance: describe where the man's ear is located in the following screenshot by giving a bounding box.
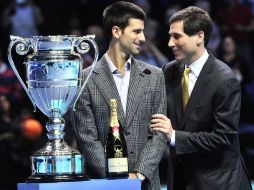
[112,26,122,39]
[196,31,205,45]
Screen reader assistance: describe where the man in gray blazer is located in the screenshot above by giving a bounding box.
[151,6,252,190]
[72,2,167,190]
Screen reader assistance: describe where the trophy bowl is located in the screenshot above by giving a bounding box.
[8,35,98,182]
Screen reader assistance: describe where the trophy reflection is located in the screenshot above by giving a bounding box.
[8,35,98,182]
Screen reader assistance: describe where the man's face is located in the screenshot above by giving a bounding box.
[119,18,145,55]
[168,20,200,64]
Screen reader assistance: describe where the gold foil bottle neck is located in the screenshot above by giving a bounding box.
[110,99,119,128]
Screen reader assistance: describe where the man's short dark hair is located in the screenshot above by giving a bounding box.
[103,1,146,42]
[170,6,212,46]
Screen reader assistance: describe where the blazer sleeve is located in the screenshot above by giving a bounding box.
[175,76,241,155]
[72,76,106,178]
[134,69,168,181]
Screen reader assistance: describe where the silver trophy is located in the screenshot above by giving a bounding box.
[8,35,98,182]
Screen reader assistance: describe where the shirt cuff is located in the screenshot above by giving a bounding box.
[170,130,175,146]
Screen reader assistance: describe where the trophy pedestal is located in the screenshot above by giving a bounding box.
[27,140,86,183]
[18,179,141,190]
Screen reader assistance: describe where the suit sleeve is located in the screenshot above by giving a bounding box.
[135,69,167,181]
[72,75,106,178]
[175,77,241,155]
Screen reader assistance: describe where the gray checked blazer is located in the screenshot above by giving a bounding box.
[72,54,167,190]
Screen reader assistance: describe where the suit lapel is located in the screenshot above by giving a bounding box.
[181,55,214,128]
[92,55,126,128]
[125,59,148,128]
[174,63,185,129]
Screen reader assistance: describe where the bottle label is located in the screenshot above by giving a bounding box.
[108,157,128,173]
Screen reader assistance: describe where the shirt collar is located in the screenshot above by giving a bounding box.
[105,52,131,74]
[187,49,209,77]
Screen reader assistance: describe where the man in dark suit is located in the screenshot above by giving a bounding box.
[72,2,167,190]
[151,6,252,190]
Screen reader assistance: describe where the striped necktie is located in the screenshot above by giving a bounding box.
[181,67,191,110]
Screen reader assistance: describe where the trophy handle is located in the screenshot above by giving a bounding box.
[72,35,99,111]
[8,35,37,111]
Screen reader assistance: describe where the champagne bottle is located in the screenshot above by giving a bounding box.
[105,99,128,179]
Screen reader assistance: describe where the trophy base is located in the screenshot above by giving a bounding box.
[26,174,88,183]
[29,140,86,183]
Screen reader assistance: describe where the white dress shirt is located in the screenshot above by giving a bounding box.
[170,50,209,146]
[105,52,131,114]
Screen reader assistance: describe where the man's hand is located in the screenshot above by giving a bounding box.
[129,172,138,179]
[150,114,173,141]
[129,172,146,182]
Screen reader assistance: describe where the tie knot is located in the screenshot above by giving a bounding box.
[184,67,191,75]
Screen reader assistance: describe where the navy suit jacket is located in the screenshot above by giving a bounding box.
[163,53,252,190]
